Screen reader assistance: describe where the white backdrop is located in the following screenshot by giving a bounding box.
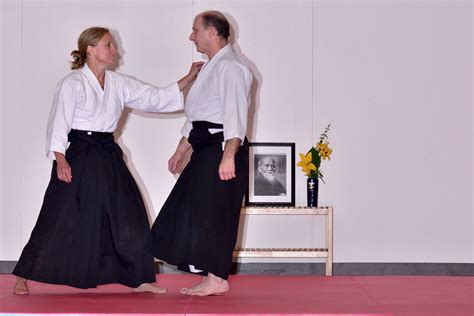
[1,0,472,264]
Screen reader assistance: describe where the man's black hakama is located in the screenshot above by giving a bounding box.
[150,121,248,280]
[13,129,155,289]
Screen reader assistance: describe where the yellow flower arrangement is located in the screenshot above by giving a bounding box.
[297,124,333,181]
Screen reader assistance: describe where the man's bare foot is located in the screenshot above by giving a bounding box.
[13,277,29,295]
[185,273,229,296]
[132,283,167,294]
[180,276,208,295]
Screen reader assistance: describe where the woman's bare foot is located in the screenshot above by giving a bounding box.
[180,276,208,295]
[132,283,167,293]
[185,273,229,296]
[13,277,29,295]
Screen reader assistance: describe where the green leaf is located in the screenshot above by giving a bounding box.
[309,147,321,168]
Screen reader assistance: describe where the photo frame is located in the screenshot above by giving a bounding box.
[245,142,295,206]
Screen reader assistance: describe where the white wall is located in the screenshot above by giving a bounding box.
[314,0,472,262]
[1,0,23,260]
[1,0,472,264]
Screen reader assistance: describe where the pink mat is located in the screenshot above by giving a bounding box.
[0,274,472,315]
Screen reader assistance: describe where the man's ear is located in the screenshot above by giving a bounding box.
[207,27,217,38]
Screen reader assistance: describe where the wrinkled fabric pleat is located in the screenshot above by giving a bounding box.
[13,129,155,289]
[150,121,248,280]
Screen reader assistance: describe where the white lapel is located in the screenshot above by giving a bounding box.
[81,63,104,99]
[186,44,233,103]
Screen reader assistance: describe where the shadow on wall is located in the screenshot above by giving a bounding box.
[224,12,263,249]
[108,13,263,230]
[114,108,154,227]
[110,29,186,226]
[225,12,262,143]
[108,28,124,72]
[115,107,186,225]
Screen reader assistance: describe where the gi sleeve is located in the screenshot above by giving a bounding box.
[181,118,193,138]
[123,77,184,113]
[218,61,252,142]
[45,77,82,160]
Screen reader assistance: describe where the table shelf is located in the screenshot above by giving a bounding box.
[235,206,333,276]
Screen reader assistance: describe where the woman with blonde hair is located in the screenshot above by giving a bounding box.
[13,26,202,295]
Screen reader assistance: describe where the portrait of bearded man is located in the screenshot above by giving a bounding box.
[254,156,286,196]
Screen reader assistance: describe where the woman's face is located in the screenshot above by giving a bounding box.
[88,33,117,66]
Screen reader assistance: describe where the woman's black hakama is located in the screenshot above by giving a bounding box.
[13,129,155,289]
[150,121,249,280]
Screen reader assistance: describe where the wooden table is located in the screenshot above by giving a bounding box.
[234,206,333,276]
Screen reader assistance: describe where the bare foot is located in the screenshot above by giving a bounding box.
[132,283,167,294]
[13,277,29,295]
[186,273,229,296]
[180,276,208,295]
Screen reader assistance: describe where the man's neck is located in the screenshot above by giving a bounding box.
[207,41,228,59]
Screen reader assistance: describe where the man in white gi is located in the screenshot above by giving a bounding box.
[150,11,253,296]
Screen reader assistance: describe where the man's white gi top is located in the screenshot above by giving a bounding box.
[181,44,252,142]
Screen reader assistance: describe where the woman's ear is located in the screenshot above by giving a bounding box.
[86,45,94,57]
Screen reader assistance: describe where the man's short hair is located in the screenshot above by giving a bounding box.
[201,11,230,41]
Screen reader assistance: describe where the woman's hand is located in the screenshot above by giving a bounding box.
[188,61,205,79]
[177,62,205,90]
[54,152,72,183]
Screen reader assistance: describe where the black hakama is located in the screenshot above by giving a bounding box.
[13,129,155,289]
[150,121,249,280]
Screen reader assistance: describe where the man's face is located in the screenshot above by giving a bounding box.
[258,157,277,182]
[189,16,211,54]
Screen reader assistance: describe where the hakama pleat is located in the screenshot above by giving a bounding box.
[150,121,248,280]
[13,129,155,289]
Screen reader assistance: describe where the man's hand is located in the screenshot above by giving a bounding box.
[219,138,241,181]
[54,152,72,183]
[168,151,185,174]
[219,156,235,180]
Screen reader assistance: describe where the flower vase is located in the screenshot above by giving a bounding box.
[307,177,318,207]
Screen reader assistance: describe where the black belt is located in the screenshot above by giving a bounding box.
[68,129,115,146]
[189,121,224,152]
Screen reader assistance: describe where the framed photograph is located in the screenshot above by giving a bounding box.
[245,142,295,206]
